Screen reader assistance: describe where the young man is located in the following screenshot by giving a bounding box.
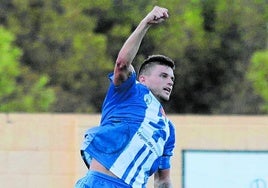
[75,6,176,188]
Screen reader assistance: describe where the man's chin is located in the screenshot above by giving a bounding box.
[160,96,170,102]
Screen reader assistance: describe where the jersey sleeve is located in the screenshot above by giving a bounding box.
[108,71,136,92]
[158,121,175,169]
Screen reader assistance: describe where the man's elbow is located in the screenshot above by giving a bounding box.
[154,179,172,188]
[154,170,172,188]
[115,55,128,70]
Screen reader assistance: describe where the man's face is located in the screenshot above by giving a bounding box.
[139,65,175,102]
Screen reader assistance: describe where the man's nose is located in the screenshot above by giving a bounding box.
[168,78,174,86]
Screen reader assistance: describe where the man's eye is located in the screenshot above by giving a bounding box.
[161,74,167,78]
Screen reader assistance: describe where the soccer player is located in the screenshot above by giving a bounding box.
[75,6,176,188]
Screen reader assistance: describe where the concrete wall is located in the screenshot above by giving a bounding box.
[0,114,268,188]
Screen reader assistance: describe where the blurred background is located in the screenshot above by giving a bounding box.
[0,0,268,114]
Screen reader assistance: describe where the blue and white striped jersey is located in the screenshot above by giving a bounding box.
[81,72,175,188]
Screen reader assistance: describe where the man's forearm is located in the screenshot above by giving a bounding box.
[116,19,151,67]
[116,6,169,68]
[113,6,169,85]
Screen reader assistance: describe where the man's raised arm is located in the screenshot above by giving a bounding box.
[113,6,169,86]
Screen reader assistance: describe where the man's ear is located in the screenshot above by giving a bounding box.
[139,75,146,83]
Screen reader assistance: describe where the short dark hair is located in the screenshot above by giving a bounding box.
[138,55,175,76]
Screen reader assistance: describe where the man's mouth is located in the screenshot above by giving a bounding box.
[163,87,171,93]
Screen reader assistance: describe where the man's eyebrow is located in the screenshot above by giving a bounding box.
[160,72,175,78]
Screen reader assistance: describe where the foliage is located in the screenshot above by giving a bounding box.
[0,26,55,112]
[0,26,21,99]
[247,50,268,112]
[162,0,266,113]
[3,0,113,112]
[0,0,267,114]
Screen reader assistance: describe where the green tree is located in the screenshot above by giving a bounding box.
[155,0,266,114]
[1,0,267,114]
[247,50,268,112]
[0,27,21,104]
[0,26,55,112]
[4,0,113,112]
